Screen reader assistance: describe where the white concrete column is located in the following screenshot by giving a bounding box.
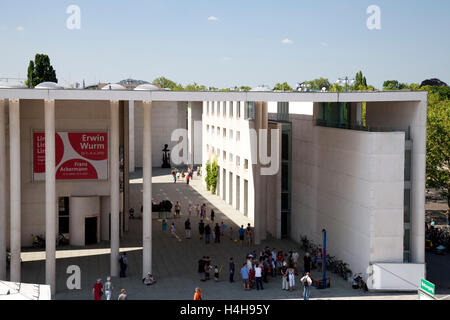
[0,99,6,280]
[142,101,152,277]
[129,100,135,173]
[44,99,56,295]
[188,102,194,167]
[9,99,21,282]
[253,102,263,245]
[110,100,120,277]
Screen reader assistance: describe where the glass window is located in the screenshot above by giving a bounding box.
[223,101,227,117]
[246,102,255,120]
[229,101,233,117]
[237,101,241,118]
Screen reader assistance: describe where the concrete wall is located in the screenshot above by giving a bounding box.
[289,113,405,275]
[134,101,186,168]
[10,99,112,247]
[69,196,100,246]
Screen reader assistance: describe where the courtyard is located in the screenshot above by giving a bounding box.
[10,169,419,300]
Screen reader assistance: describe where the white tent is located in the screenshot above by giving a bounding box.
[0,280,51,300]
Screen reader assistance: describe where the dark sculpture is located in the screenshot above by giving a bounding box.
[162,144,171,168]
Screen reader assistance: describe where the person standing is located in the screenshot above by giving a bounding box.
[238,225,245,247]
[246,223,253,246]
[104,276,113,300]
[118,289,127,300]
[119,252,128,278]
[214,223,221,243]
[185,218,191,239]
[199,220,205,240]
[229,258,235,283]
[193,287,202,300]
[188,203,193,216]
[288,266,295,291]
[210,209,215,222]
[172,170,177,183]
[240,263,250,290]
[281,261,289,290]
[175,201,181,217]
[255,263,263,290]
[93,278,103,300]
[221,221,226,236]
[161,219,167,232]
[445,209,449,226]
[292,249,299,269]
[303,252,312,274]
[170,223,176,237]
[186,173,190,185]
[204,224,211,244]
[196,203,201,217]
[300,272,313,300]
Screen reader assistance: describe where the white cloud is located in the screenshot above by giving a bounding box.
[17,26,24,31]
[222,57,232,61]
[320,42,328,46]
[208,16,218,21]
[281,38,293,44]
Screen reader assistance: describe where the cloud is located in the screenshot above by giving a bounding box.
[281,38,293,44]
[222,57,232,61]
[208,16,218,21]
[17,26,24,31]
[320,42,328,47]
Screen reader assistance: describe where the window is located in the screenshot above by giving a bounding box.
[236,156,240,167]
[211,102,214,115]
[223,128,226,139]
[223,151,226,161]
[246,102,255,120]
[223,101,227,117]
[237,101,241,118]
[229,153,233,163]
[230,130,233,141]
[206,125,210,134]
[237,131,240,142]
[229,101,233,117]
[217,127,220,136]
[244,159,249,169]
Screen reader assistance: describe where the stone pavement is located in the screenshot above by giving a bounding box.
[11,168,418,300]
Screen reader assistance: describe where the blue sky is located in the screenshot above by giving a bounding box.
[0,0,449,88]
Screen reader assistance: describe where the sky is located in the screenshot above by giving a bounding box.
[0,0,449,89]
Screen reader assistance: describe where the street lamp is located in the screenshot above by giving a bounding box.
[336,77,356,92]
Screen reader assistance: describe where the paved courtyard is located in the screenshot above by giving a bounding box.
[10,168,419,300]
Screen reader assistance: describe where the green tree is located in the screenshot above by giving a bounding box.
[25,54,57,88]
[426,89,450,206]
[355,71,367,88]
[273,82,293,91]
[205,156,218,194]
[184,82,206,91]
[304,78,331,91]
[239,86,251,91]
[152,76,182,90]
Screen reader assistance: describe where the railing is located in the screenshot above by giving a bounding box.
[315,120,411,140]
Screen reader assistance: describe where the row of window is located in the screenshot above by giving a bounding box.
[206,101,255,120]
[206,144,249,170]
[206,125,240,142]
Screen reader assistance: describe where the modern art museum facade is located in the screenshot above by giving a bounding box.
[0,84,427,294]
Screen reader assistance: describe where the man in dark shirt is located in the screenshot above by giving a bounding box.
[229,257,235,283]
[204,224,211,244]
[303,252,312,273]
[198,220,205,240]
[214,223,221,243]
[185,218,191,239]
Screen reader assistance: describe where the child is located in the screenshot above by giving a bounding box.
[214,266,219,282]
[162,219,167,232]
[170,223,176,237]
[221,222,226,236]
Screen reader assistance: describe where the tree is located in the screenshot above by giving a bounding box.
[239,86,251,91]
[184,82,206,91]
[304,78,330,91]
[425,88,450,206]
[25,54,57,88]
[355,71,367,88]
[152,77,182,90]
[205,156,218,194]
[383,80,409,90]
[273,82,292,91]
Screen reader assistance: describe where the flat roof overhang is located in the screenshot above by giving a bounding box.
[0,88,427,103]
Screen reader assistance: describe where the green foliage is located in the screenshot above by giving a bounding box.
[185,82,207,91]
[426,89,450,206]
[304,78,331,91]
[25,54,57,87]
[152,77,182,90]
[205,156,218,194]
[239,86,251,91]
[273,82,293,91]
[355,71,367,88]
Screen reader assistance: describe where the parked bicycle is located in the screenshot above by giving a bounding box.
[352,273,368,292]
